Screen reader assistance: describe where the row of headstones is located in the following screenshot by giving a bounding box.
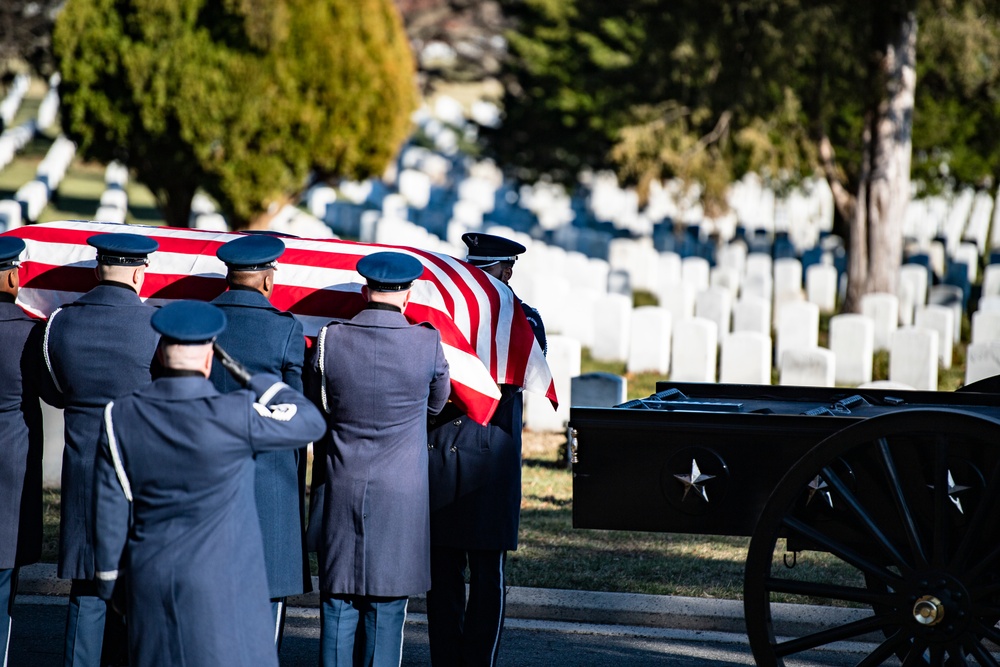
[0,74,30,128]
[519,330,1000,432]
[93,162,130,224]
[8,135,77,225]
[35,74,60,133]
[0,119,35,179]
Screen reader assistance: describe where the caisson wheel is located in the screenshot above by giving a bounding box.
[744,409,1000,666]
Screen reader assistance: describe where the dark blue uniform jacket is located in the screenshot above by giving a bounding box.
[93,373,325,667]
[209,286,309,598]
[0,296,44,568]
[428,299,546,551]
[41,283,159,580]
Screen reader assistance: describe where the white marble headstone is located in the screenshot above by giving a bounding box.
[829,314,874,386]
[590,293,632,362]
[658,281,696,326]
[971,310,1000,345]
[915,305,954,369]
[732,296,771,336]
[719,331,771,384]
[889,327,938,391]
[561,288,601,348]
[695,287,733,339]
[805,264,838,313]
[983,265,1000,298]
[861,292,900,352]
[627,306,672,374]
[681,256,710,293]
[670,318,718,382]
[965,341,1000,385]
[710,266,741,301]
[775,301,820,368]
[779,347,836,387]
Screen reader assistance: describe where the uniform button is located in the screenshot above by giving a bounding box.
[450,446,457,453]
[363,513,367,519]
[453,419,462,426]
[428,444,434,450]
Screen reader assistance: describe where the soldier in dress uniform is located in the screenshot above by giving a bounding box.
[426,232,546,667]
[0,237,45,667]
[306,251,451,667]
[40,233,160,667]
[209,234,308,648]
[92,300,326,667]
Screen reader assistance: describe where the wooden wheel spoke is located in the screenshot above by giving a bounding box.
[774,614,891,657]
[975,621,1000,648]
[955,459,1000,572]
[901,639,929,666]
[967,638,999,667]
[783,516,905,585]
[822,464,913,573]
[877,437,928,569]
[972,580,1000,601]
[765,576,896,607]
[856,631,912,667]
[933,440,951,568]
[969,545,1000,582]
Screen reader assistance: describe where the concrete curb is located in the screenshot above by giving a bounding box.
[18,562,871,638]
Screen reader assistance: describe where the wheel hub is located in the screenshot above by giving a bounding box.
[906,573,971,639]
[912,595,943,626]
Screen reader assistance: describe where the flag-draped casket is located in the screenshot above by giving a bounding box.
[3,221,556,424]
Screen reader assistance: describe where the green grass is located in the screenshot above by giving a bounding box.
[510,432,864,602]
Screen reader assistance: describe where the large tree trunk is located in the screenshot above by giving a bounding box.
[154,182,197,228]
[844,10,917,312]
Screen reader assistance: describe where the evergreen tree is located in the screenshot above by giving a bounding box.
[54,0,417,228]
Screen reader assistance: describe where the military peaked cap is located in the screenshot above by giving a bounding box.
[216,234,285,271]
[461,232,526,267]
[0,236,26,270]
[151,300,226,344]
[356,251,424,292]
[88,233,159,266]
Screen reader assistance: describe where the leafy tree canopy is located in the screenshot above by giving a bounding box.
[490,0,1000,213]
[54,0,417,227]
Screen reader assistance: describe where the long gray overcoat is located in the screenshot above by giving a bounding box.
[307,305,450,597]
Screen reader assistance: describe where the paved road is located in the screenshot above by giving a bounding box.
[11,595,872,666]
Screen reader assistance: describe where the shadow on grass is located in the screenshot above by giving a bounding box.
[128,203,163,225]
[523,457,568,471]
[49,194,99,217]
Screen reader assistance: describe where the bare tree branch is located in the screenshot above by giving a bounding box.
[818,133,857,223]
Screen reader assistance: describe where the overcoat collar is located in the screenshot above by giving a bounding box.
[0,298,31,322]
[143,375,220,401]
[346,307,411,329]
[212,288,274,310]
[75,283,144,306]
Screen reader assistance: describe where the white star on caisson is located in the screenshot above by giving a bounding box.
[806,475,834,508]
[927,470,971,514]
[674,459,715,503]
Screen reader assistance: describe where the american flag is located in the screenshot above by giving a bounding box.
[3,220,557,425]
